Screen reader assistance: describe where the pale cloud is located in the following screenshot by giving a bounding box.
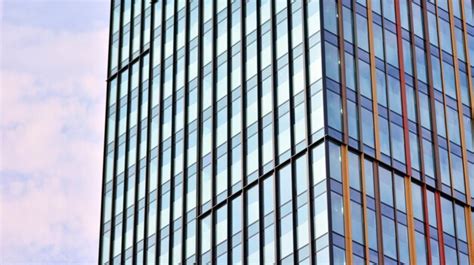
[0,6,108,264]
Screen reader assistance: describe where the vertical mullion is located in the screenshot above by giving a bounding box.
[240,1,247,263]
[404,177,418,265]
[341,145,353,264]
[167,0,179,262]
[225,2,233,264]
[434,190,447,263]
[268,0,280,262]
[393,1,419,263]
[210,1,217,263]
[154,0,166,262]
[420,0,442,188]
[285,1,298,263]
[337,0,348,145]
[195,0,203,260]
[446,1,473,263]
[121,0,136,257]
[109,0,126,263]
[180,0,190,263]
[393,0,412,181]
[372,161,384,264]
[365,3,383,263]
[255,0,264,263]
[464,205,474,262]
[139,1,151,264]
[366,0,381,160]
[99,0,119,263]
[335,1,352,263]
[300,1,316,263]
[359,154,371,263]
[144,0,155,259]
[448,0,472,204]
[421,184,434,264]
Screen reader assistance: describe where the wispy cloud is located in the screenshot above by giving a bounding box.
[1,1,108,264]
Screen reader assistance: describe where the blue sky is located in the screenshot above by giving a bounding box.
[1,0,109,263]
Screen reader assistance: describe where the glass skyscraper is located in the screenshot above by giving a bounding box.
[99,0,474,264]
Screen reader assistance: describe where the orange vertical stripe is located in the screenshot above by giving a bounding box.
[447,1,473,262]
[447,0,471,203]
[394,0,412,177]
[459,0,474,258]
[341,146,353,264]
[366,0,380,160]
[359,154,371,264]
[405,178,417,265]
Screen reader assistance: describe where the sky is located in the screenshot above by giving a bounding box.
[1,0,110,264]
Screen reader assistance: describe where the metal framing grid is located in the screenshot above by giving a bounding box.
[99,0,331,264]
[322,0,474,264]
[98,0,474,264]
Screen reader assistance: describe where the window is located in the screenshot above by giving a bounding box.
[215,206,227,246]
[378,166,393,206]
[367,208,378,250]
[382,0,395,21]
[279,164,292,206]
[388,76,401,114]
[411,183,424,221]
[343,7,353,43]
[347,100,359,140]
[280,214,294,259]
[232,196,242,235]
[398,224,410,264]
[325,42,340,82]
[328,142,342,182]
[246,132,259,176]
[402,39,413,75]
[356,14,368,51]
[348,151,361,190]
[327,90,342,131]
[412,3,424,38]
[200,215,211,256]
[278,112,291,156]
[216,154,227,196]
[263,176,274,216]
[295,155,308,195]
[384,29,398,67]
[390,123,405,163]
[345,53,356,90]
[323,0,337,34]
[394,175,406,212]
[415,46,427,83]
[364,159,375,197]
[331,192,344,235]
[351,201,364,244]
[362,108,374,147]
[312,143,326,185]
[447,107,460,145]
[247,185,259,225]
[359,60,372,99]
[376,69,387,107]
[382,216,397,259]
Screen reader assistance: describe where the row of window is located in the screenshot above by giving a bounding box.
[101,0,325,264]
[321,0,473,263]
[327,141,471,264]
[322,0,474,201]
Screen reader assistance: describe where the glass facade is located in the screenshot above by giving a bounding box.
[99,0,474,264]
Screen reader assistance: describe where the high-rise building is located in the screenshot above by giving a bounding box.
[99,0,474,264]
